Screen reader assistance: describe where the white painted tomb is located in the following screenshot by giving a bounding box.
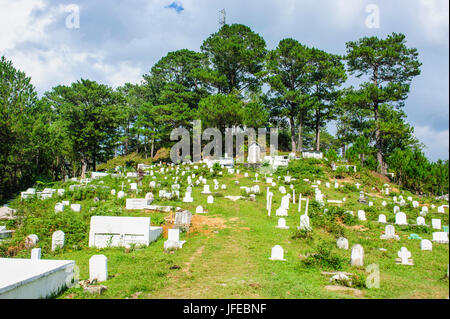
[0,258,75,299]
[88,216,162,248]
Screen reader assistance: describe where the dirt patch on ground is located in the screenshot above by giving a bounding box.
[188,215,227,235]
[334,177,355,183]
[183,245,205,274]
[324,285,365,298]
[370,171,390,184]
[336,218,369,232]
[162,214,227,237]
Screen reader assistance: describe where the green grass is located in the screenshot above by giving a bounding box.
[1,162,448,299]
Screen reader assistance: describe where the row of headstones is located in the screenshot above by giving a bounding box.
[26,231,65,253]
[268,244,415,265]
[54,202,81,213]
[355,209,445,230]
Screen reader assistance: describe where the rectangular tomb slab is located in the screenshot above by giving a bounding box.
[89,216,162,248]
[0,258,75,299]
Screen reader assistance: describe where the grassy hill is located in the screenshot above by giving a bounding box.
[1,159,448,299]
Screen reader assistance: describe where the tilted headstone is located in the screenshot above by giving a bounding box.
[51,230,65,251]
[54,203,64,213]
[70,204,81,212]
[25,234,39,249]
[298,214,311,231]
[337,237,348,250]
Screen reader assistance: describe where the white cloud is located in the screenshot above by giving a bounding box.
[414,125,449,161]
[417,0,449,45]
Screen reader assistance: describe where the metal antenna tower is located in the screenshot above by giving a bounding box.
[219,8,226,27]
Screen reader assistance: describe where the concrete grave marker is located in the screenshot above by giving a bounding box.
[51,231,65,251]
[89,255,108,282]
[269,245,286,261]
[337,237,348,250]
[350,245,364,267]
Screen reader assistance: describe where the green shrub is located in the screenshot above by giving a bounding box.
[303,242,346,270]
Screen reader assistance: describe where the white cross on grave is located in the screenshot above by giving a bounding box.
[397,247,413,265]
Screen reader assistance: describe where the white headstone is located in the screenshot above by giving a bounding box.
[207,195,214,204]
[30,248,41,260]
[432,232,449,244]
[51,230,65,251]
[89,255,108,282]
[420,239,432,251]
[357,210,366,221]
[269,245,286,261]
[337,237,348,250]
[432,219,441,230]
[378,214,387,223]
[276,218,289,229]
[70,204,81,212]
[54,203,64,213]
[299,214,311,231]
[350,245,364,267]
[416,217,426,226]
[380,225,399,240]
[196,206,204,214]
[395,212,408,225]
[397,247,412,265]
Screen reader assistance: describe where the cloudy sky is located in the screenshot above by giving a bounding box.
[1,0,448,161]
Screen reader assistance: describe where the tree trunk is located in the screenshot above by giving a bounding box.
[374,104,385,175]
[93,152,96,172]
[315,111,320,151]
[297,120,303,153]
[151,137,155,158]
[289,117,296,153]
[81,157,88,179]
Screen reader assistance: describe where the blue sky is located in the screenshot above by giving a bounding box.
[0,0,448,161]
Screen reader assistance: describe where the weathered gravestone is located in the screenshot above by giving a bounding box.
[350,245,364,267]
[380,225,399,240]
[357,210,366,221]
[276,218,289,230]
[337,237,348,250]
[51,230,65,251]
